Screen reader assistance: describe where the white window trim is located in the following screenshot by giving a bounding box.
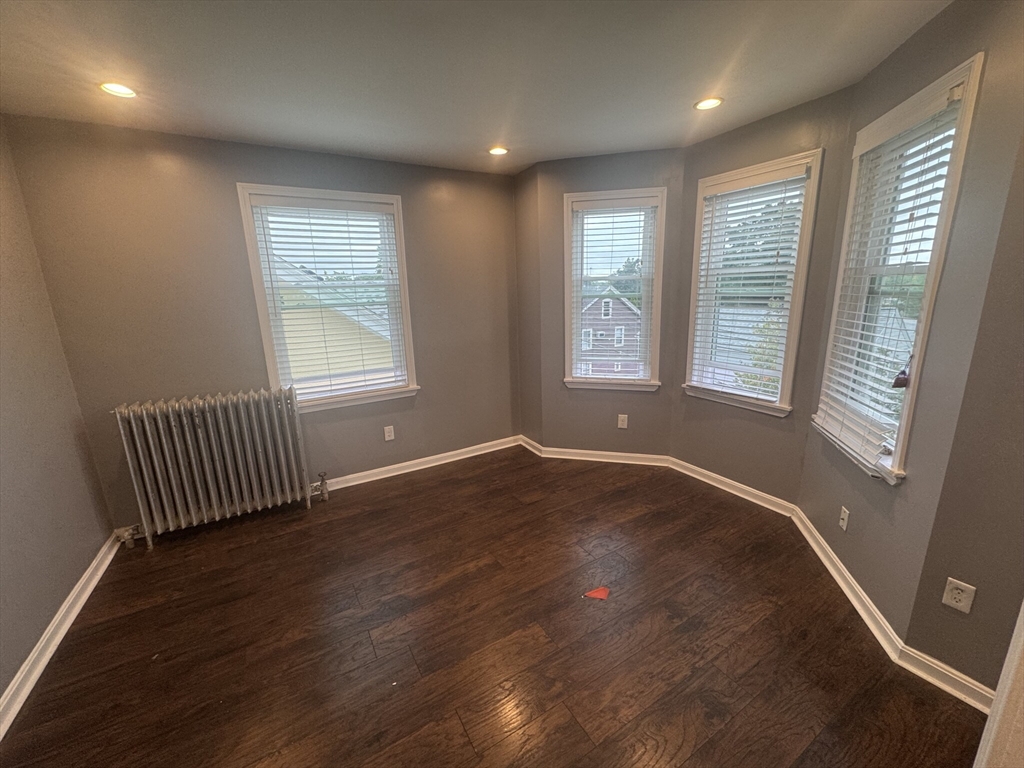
[601,299,612,318]
[236,182,419,412]
[614,326,625,347]
[684,149,823,418]
[563,187,667,392]
[812,53,984,484]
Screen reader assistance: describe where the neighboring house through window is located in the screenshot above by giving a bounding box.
[237,183,418,411]
[565,188,667,390]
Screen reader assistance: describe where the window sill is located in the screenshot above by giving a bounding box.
[564,378,661,392]
[297,385,420,413]
[683,385,791,417]
[874,454,905,486]
[811,419,905,486]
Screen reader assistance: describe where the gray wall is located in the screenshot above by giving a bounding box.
[670,88,855,502]
[905,136,1024,687]
[0,120,111,690]
[3,118,518,528]
[517,149,685,455]
[514,167,542,443]
[796,0,1023,649]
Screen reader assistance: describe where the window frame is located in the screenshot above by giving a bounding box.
[236,182,419,413]
[812,53,983,484]
[563,187,667,392]
[685,149,823,417]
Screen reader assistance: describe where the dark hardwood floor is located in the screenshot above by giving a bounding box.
[1,447,986,767]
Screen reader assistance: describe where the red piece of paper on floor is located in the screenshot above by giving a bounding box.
[584,586,610,600]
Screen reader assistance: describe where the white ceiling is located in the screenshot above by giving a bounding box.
[0,0,951,174]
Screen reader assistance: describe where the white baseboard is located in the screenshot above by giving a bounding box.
[895,635,995,712]
[518,437,799,519]
[789,506,904,660]
[0,532,120,740]
[325,436,523,492]
[789,506,994,712]
[665,455,800,519]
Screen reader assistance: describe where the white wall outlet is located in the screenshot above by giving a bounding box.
[617,414,628,429]
[942,577,976,614]
[839,506,850,531]
[384,425,395,441]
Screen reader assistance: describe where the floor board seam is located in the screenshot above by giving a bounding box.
[452,707,480,757]
[565,701,599,748]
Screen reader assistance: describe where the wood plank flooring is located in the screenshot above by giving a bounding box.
[0,447,986,767]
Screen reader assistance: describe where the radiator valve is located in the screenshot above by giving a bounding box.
[318,472,329,503]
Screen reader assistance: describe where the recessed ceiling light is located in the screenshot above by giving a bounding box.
[489,147,508,155]
[100,83,136,98]
[694,97,723,111]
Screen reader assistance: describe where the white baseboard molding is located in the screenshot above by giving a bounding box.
[790,506,994,712]
[666,455,800,519]
[789,506,904,660]
[895,644,995,713]
[0,532,120,740]
[325,436,523,492]
[518,436,799,518]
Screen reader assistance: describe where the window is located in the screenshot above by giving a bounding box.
[237,184,418,411]
[582,328,593,350]
[686,151,822,416]
[564,188,667,390]
[813,55,981,484]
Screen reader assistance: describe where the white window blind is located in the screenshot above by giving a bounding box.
[238,186,417,409]
[564,189,666,389]
[692,175,807,402]
[813,55,980,482]
[686,151,822,415]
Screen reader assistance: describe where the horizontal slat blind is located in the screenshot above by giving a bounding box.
[570,204,658,380]
[814,101,961,469]
[691,173,808,402]
[251,204,409,402]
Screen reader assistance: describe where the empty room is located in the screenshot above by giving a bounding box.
[1,1,1022,766]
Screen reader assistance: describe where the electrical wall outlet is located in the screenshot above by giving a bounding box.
[942,577,976,614]
[384,425,395,441]
[839,506,850,531]
[617,414,628,429]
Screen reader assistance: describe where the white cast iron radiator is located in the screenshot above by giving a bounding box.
[114,387,311,548]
